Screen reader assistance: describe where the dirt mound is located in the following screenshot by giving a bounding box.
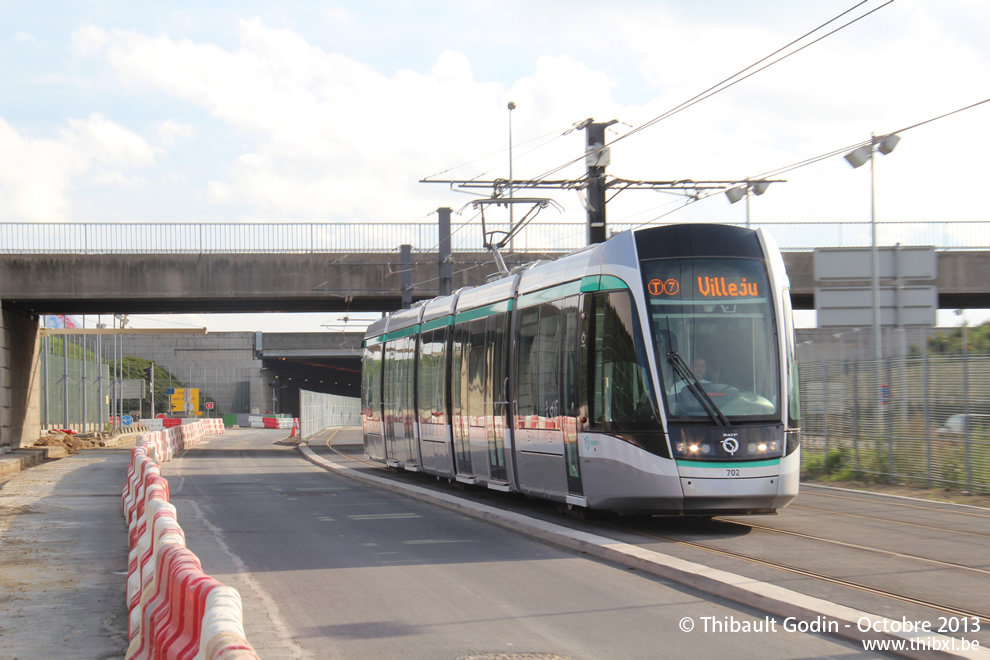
[34,433,106,455]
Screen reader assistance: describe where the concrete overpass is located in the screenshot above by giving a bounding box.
[3,248,990,449]
[3,250,990,316]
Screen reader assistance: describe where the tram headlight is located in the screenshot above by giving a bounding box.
[748,441,780,454]
[674,441,716,457]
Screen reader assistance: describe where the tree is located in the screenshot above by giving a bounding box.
[927,321,990,355]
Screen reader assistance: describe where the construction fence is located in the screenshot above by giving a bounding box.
[799,354,990,494]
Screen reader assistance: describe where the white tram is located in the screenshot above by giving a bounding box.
[360,223,800,515]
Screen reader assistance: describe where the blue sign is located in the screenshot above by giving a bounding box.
[166,388,175,395]
[122,415,133,426]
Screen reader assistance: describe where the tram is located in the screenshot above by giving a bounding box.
[360,223,800,515]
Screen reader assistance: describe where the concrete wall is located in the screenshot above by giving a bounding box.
[1,304,40,448]
[122,333,264,415]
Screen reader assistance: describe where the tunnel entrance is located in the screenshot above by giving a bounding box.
[261,356,362,417]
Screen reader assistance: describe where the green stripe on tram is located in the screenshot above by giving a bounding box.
[600,275,630,290]
[454,300,511,324]
[421,316,453,332]
[517,280,582,308]
[363,335,384,347]
[578,275,630,294]
[382,324,420,342]
[675,458,780,469]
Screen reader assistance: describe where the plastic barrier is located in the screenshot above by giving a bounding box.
[122,419,258,659]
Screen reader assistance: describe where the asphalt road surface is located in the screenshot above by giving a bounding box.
[162,428,868,659]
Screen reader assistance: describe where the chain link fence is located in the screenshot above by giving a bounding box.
[299,389,361,441]
[800,354,990,493]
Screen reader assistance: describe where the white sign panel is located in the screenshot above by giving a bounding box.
[816,285,937,327]
[814,247,936,281]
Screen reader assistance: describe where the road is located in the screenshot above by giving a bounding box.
[162,428,866,659]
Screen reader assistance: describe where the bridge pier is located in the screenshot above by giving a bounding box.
[1,303,41,449]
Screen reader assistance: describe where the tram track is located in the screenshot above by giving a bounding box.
[786,503,990,539]
[799,486,990,520]
[718,517,990,575]
[311,435,990,632]
[601,518,990,626]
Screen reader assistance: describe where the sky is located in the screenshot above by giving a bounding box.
[3,0,989,333]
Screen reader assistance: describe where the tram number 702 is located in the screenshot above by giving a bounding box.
[726,469,741,477]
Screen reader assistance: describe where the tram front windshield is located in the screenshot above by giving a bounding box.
[642,257,780,422]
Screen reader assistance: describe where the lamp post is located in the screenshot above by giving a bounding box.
[507,101,516,252]
[725,179,772,227]
[844,133,901,363]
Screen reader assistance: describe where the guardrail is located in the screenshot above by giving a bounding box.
[2,220,988,254]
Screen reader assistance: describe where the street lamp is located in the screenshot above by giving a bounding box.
[844,133,901,363]
[725,179,773,228]
[507,101,516,251]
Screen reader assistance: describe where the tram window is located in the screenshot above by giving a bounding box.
[467,318,486,426]
[516,308,540,419]
[418,328,447,424]
[536,304,562,419]
[388,335,416,429]
[361,343,382,422]
[451,324,469,418]
[560,296,580,417]
[589,291,660,431]
[642,257,780,420]
[486,313,507,405]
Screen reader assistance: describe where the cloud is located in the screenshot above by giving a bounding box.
[157,120,196,146]
[0,115,156,221]
[0,119,88,222]
[66,113,157,166]
[71,24,109,56]
[73,20,632,223]
[92,170,147,187]
[68,6,990,230]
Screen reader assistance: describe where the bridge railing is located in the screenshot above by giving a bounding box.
[1,221,988,254]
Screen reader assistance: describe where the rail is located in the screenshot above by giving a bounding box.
[2,220,988,254]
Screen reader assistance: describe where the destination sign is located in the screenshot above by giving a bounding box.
[647,276,760,298]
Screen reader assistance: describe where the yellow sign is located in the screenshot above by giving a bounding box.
[170,388,200,413]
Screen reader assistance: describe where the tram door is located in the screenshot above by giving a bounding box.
[560,296,584,496]
[485,312,509,482]
[515,297,581,498]
[451,323,472,475]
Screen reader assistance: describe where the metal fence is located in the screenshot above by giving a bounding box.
[299,389,361,441]
[799,354,990,493]
[40,345,109,433]
[3,220,989,254]
[39,335,258,432]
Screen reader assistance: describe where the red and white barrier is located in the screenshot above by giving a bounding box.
[122,419,258,659]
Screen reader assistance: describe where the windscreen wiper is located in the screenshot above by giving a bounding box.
[667,352,729,426]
